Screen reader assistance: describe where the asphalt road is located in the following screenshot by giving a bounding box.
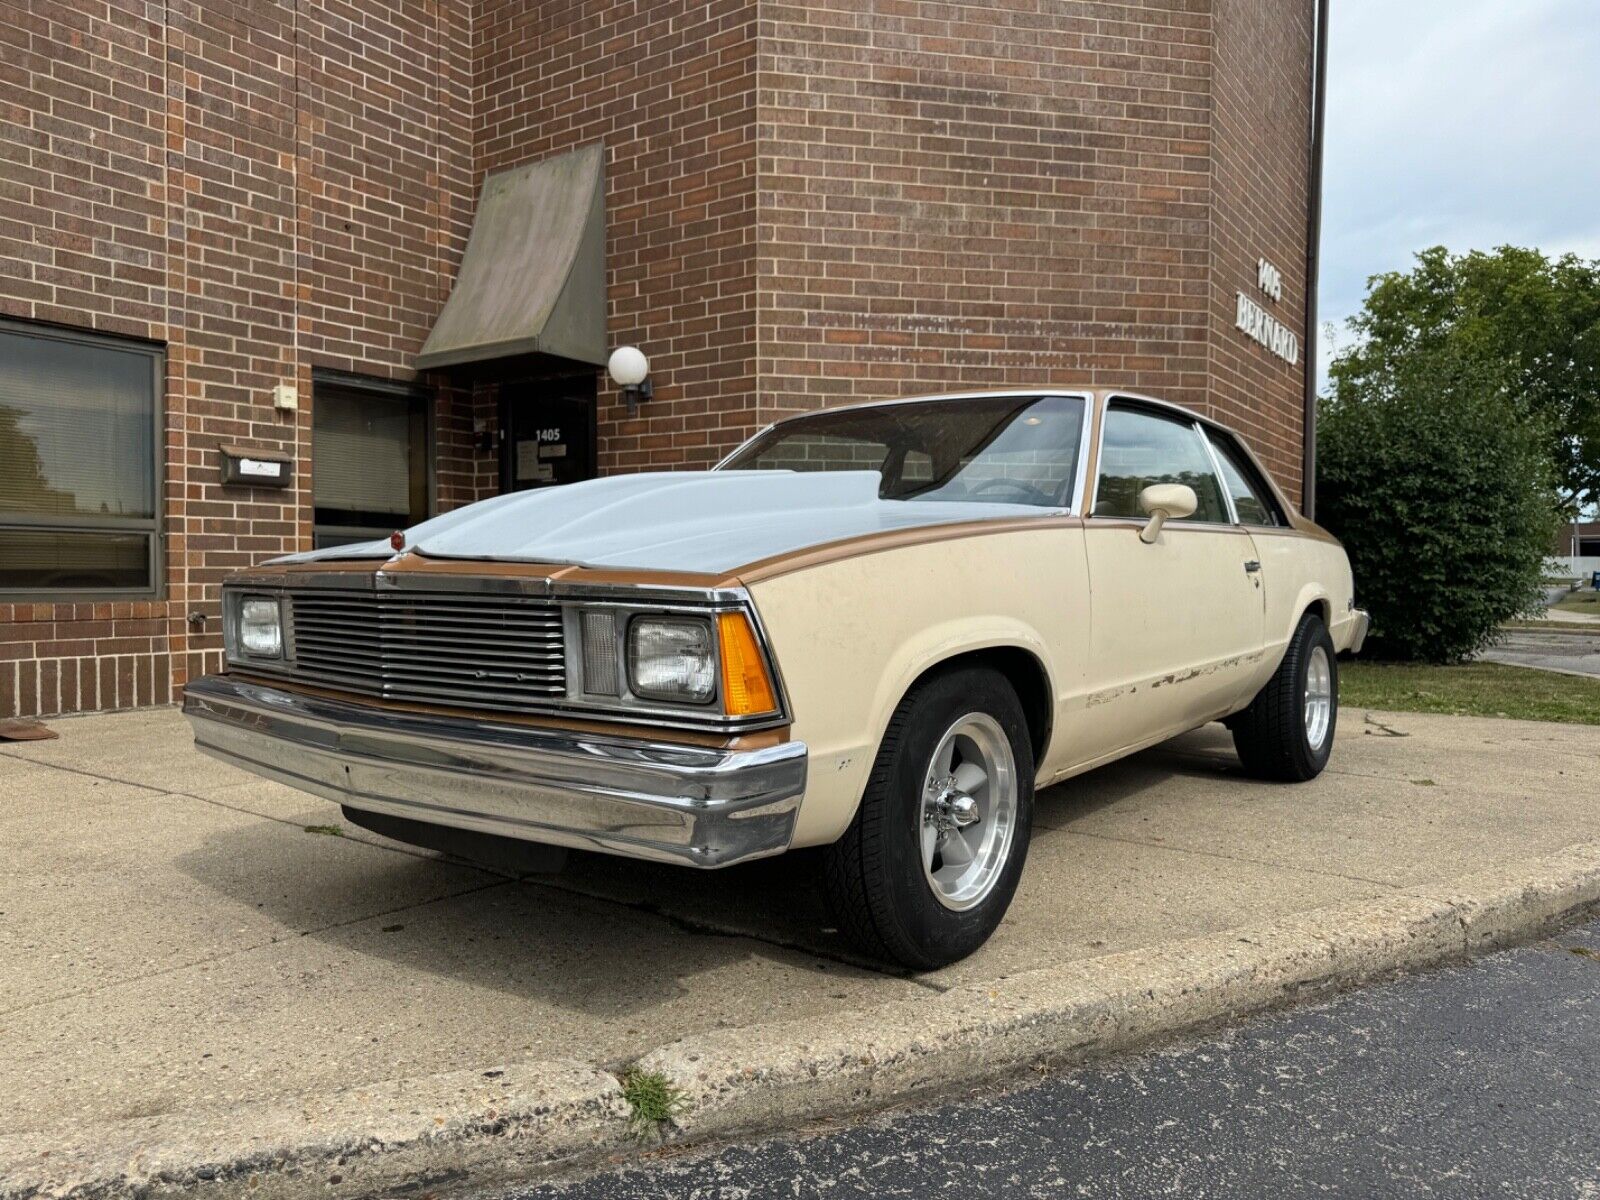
[501,917,1600,1200]
[1481,628,1600,678]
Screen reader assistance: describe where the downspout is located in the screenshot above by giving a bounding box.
[1302,0,1330,518]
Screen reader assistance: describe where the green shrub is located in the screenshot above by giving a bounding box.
[1317,351,1559,662]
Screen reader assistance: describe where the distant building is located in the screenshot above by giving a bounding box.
[1555,522,1600,559]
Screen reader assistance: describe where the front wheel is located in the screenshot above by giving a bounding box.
[1230,612,1338,782]
[822,666,1034,970]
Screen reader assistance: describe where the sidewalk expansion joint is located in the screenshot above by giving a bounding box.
[0,748,171,796]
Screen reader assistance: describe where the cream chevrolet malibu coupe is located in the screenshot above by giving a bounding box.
[185,391,1368,967]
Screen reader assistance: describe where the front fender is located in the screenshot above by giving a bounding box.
[745,527,1086,847]
[807,617,1060,846]
[865,616,1056,760]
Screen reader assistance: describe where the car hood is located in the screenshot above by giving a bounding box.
[270,471,1052,574]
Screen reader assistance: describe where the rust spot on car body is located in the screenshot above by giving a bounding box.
[1148,650,1265,689]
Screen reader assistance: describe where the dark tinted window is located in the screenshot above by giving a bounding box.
[312,380,431,548]
[0,321,160,595]
[1093,405,1229,523]
[1207,430,1285,526]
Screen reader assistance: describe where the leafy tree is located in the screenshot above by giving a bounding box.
[1329,246,1600,511]
[1317,349,1559,663]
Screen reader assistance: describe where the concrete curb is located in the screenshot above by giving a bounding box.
[638,841,1600,1144]
[0,1061,629,1200]
[5,842,1597,1199]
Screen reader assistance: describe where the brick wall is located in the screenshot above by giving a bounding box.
[0,0,171,716]
[0,0,477,719]
[755,2,1216,423]
[474,0,760,474]
[1208,0,1314,498]
[1,0,1314,719]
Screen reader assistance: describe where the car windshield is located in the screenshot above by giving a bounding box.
[719,395,1087,509]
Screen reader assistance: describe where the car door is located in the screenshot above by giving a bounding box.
[1204,424,1303,695]
[1077,399,1266,755]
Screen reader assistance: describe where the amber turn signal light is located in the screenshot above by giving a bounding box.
[717,611,779,717]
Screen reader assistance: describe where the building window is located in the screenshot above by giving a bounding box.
[0,320,162,598]
[312,374,432,549]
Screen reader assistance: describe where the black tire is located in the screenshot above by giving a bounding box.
[822,666,1034,970]
[1230,611,1338,782]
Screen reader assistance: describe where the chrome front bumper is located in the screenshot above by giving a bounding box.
[182,675,807,868]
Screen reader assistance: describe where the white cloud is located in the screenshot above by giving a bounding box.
[1320,0,1600,341]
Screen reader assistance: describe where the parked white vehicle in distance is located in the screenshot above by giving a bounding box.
[185,390,1368,968]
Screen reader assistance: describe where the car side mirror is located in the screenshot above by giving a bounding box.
[1137,484,1198,544]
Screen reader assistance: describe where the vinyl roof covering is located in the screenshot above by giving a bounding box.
[416,142,606,370]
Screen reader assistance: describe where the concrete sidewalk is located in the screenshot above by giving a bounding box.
[1482,626,1600,677]
[3,705,1600,1195]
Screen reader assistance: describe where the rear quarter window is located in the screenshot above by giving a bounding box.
[1206,430,1287,526]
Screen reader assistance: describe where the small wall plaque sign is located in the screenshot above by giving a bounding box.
[219,443,294,488]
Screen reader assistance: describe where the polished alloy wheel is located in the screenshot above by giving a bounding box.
[919,712,1018,911]
[1304,643,1333,751]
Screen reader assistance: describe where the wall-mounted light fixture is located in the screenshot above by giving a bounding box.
[607,345,653,416]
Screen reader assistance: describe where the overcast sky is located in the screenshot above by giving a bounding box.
[1318,0,1600,379]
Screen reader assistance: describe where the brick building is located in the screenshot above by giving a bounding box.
[0,0,1325,719]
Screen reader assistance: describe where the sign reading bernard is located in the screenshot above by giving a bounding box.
[1236,258,1299,366]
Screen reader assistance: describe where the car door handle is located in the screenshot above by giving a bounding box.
[1243,560,1261,573]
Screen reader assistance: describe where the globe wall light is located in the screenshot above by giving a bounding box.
[607,345,653,416]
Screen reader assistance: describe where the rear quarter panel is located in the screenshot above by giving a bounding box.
[747,524,1088,846]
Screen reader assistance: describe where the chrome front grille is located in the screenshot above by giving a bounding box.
[284,590,566,710]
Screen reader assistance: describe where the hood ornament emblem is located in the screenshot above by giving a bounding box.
[389,530,405,552]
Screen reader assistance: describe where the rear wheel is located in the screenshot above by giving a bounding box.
[823,666,1034,970]
[1230,612,1338,782]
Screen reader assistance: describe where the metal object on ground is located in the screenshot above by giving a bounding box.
[0,718,57,742]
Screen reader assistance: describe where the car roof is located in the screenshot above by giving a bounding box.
[766,387,1223,432]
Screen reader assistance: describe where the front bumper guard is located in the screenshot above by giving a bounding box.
[182,675,807,868]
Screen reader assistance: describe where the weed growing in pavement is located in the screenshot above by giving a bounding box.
[620,1069,687,1140]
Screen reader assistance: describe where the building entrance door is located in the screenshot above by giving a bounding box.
[499,373,598,492]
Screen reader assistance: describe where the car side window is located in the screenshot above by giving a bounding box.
[1206,430,1285,526]
[1093,405,1230,523]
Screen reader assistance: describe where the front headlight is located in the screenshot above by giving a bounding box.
[627,616,715,704]
[238,596,283,658]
